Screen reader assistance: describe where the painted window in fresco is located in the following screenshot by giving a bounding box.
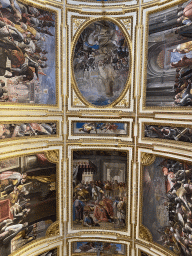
[73,151,127,230]
[145,125,192,142]
[0,122,56,139]
[146,0,192,107]
[143,156,192,255]
[73,122,128,135]
[72,241,126,254]
[39,249,57,256]
[0,0,56,104]
[0,153,56,255]
[73,20,130,106]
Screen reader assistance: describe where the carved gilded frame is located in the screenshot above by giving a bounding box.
[66,7,137,113]
[66,145,133,237]
[2,0,192,255]
[137,148,192,256]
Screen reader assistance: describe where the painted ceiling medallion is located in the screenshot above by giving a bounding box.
[73,20,130,106]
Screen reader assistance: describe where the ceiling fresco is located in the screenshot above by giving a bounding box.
[146,1,192,107]
[1,0,192,256]
[73,20,130,106]
[0,153,57,256]
[0,0,57,105]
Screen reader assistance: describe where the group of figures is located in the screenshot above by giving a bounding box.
[0,154,56,255]
[0,122,56,139]
[75,122,127,135]
[0,0,56,104]
[73,150,127,230]
[73,241,125,255]
[145,125,192,143]
[73,20,129,106]
[146,0,192,107]
[73,180,126,229]
[172,1,192,106]
[143,157,192,256]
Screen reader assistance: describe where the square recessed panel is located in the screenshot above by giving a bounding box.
[72,150,127,231]
[0,0,57,105]
[0,153,57,256]
[142,155,192,255]
[145,1,192,108]
[72,241,127,254]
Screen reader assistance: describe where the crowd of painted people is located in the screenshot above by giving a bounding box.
[0,171,36,245]
[160,161,192,255]
[74,21,129,75]
[73,180,126,228]
[73,20,129,105]
[0,0,54,103]
[168,1,192,106]
[0,154,56,248]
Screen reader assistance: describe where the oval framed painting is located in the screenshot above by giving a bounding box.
[72,18,131,107]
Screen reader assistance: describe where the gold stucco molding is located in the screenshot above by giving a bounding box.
[118,18,132,39]
[69,15,132,109]
[139,225,153,242]
[115,91,130,108]
[72,89,87,107]
[141,153,156,166]
[45,150,60,163]
[72,17,89,40]
[46,221,60,237]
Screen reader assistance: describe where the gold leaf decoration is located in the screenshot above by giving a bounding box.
[139,225,153,242]
[72,89,86,107]
[116,91,129,107]
[141,153,156,166]
[72,18,88,38]
[46,221,59,237]
[120,18,132,37]
[73,18,85,31]
[45,150,59,163]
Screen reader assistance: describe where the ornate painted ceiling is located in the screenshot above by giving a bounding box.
[0,0,191,255]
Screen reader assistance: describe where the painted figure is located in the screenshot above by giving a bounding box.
[0,0,56,104]
[0,154,56,256]
[146,1,192,107]
[73,241,125,254]
[143,157,192,255]
[73,151,127,231]
[73,20,129,106]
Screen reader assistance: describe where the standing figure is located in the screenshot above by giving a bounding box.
[74,196,84,223]
[117,197,126,227]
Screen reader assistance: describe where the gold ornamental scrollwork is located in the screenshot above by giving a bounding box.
[72,89,87,107]
[141,153,156,166]
[115,91,129,107]
[70,16,132,109]
[46,221,59,237]
[45,150,59,163]
[139,225,153,242]
[67,231,131,241]
[72,17,89,40]
[119,18,132,39]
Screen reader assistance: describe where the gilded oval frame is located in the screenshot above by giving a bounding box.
[71,17,132,108]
